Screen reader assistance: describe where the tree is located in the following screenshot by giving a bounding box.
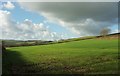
[100,28,111,36]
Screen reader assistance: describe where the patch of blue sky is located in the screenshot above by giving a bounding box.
[2,2,45,23]
[1,2,79,38]
[110,24,119,33]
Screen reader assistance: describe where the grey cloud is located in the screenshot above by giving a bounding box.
[69,19,113,36]
[19,2,118,36]
[19,2,118,23]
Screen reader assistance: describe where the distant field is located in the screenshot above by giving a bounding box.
[3,39,118,74]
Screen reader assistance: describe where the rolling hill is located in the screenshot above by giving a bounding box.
[2,33,119,74]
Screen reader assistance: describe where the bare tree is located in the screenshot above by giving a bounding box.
[100,28,111,36]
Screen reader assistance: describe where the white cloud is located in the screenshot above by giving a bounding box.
[3,1,15,9]
[111,29,119,33]
[19,2,118,36]
[0,10,64,40]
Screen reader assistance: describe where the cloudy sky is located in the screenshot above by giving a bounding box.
[0,0,119,40]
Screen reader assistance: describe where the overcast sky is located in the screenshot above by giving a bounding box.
[0,1,119,40]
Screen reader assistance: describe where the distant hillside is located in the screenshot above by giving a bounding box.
[57,33,119,43]
[1,33,119,47]
[96,33,119,39]
[2,40,53,47]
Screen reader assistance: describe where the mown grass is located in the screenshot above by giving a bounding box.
[3,39,118,74]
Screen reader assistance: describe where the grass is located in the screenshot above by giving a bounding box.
[3,39,118,74]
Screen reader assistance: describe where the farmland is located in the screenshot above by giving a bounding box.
[2,34,119,74]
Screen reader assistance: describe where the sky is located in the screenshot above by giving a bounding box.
[0,0,119,41]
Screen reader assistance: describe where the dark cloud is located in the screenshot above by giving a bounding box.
[20,2,117,22]
[19,2,118,36]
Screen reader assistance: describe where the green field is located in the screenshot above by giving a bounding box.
[3,39,118,74]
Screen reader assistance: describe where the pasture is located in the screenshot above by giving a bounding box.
[3,39,118,74]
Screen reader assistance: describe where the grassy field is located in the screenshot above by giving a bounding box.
[3,39,118,74]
